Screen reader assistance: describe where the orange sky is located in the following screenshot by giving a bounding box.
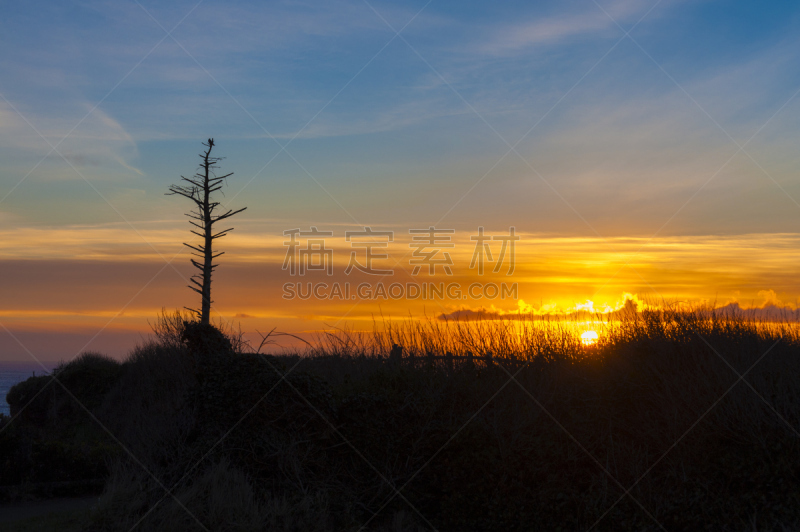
[2,223,799,361]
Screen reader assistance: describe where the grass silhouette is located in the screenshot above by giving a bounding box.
[4,308,800,530]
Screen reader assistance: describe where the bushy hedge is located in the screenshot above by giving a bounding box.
[2,353,123,491]
[5,315,800,530]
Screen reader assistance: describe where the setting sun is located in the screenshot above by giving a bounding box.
[581,330,599,346]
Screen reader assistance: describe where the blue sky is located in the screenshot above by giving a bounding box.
[2,0,799,234]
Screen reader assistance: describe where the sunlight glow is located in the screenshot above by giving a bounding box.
[581,330,599,346]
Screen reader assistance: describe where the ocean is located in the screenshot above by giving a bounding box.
[0,362,56,417]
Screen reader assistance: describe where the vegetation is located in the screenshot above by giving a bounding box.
[3,309,800,530]
[2,507,92,532]
[1,353,122,493]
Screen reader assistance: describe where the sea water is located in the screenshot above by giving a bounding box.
[0,362,56,417]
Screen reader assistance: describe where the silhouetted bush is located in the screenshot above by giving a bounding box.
[96,341,197,472]
[5,374,52,424]
[6,310,800,530]
[151,308,248,354]
[51,352,123,412]
[181,320,234,358]
[6,352,122,423]
[1,353,122,493]
[94,459,270,532]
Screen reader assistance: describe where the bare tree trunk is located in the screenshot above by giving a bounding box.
[167,139,246,324]
[200,145,213,325]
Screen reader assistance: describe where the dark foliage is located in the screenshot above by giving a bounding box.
[1,353,123,492]
[4,313,800,530]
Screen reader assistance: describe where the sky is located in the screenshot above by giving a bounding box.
[1,0,799,361]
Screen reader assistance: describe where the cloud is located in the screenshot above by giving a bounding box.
[0,100,143,178]
[473,0,662,55]
[714,301,800,321]
[438,293,647,321]
[440,291,800,322]
[291,98,467,139]
[479,14,612,54]
[0,101,50,153]
[62,153,100,167]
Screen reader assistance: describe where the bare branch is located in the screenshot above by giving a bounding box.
[211,228,234,239]
[167,138,246,325]
[183,242,205,254]
[166,187,200,202]
[213,207,247,223]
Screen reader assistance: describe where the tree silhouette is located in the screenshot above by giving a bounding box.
[167,139,246,325]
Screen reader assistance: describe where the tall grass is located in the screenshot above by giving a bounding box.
[287,309,800,530]
[36,308,800,530]
[309,306,799,362]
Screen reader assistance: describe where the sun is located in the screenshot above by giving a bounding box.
[581,330,599,346]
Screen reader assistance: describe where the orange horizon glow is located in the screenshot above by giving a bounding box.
[3,225,800,360]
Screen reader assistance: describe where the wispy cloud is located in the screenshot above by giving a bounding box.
[472,0,665,55]
[0,101,143,179]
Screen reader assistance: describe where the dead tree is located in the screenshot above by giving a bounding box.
[167,138,246,325]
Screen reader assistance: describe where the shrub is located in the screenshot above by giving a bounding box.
[52,352,123,411]
[5,374,53,423]
[10,310,800,530]
[6,352,122,427]
[93,459,266,531]
[181,321,234,358]
[151,309,248,353]
[97,342,197,472]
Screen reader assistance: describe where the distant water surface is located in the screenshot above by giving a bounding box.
[0,362,56,416]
